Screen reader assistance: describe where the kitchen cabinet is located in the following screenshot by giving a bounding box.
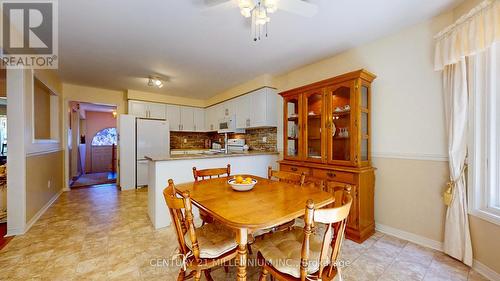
[193,108,205,132]
[233,87,278,129]
[128,100,166,119]
[148,102,167,119]
[205,106,217,131]
[166,104,181,131]
[235,94,252,128]
[180,106,195,131]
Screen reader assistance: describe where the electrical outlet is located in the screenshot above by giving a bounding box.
[47,180,51,189]
[262,136,267,143]
[183,138,187,144]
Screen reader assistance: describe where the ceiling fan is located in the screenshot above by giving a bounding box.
[204,0,318,41]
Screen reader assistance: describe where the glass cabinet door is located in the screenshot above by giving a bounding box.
[284,95,301,159]
[327,81,355,165]
[360,82,370,164]
[304,91,325,162]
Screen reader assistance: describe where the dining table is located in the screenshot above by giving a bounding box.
[175,175,335,281]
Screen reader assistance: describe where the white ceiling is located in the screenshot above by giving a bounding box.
[58,0,461,99]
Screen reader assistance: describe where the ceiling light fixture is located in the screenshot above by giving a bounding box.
[148,76,164,89]
[238,0,277,41]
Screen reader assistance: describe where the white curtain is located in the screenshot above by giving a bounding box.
[442,60,473,266]
[435,0,500,266]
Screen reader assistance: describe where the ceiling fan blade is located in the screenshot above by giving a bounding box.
[199,0,237,13]
[278,0,318,17]
[202,0,233,7]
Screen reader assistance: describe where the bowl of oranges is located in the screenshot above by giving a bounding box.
[228,176,257,191]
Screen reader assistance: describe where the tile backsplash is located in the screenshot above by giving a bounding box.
[170,127,277,152]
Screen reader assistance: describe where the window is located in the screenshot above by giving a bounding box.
[468,43,500,225]
[91,128,117,146]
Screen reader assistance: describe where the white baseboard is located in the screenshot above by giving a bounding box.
[6,226,24,237]
[24,189,63,234]
[375,223,443,251]
[473,260,500,281]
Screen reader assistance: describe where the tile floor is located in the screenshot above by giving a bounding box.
[0,184,490,281]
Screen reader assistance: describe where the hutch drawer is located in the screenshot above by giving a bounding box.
[280,164,311,175]
[312,168,355,184]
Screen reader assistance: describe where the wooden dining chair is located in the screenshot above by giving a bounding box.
[255,189,353,281]
[268,166,306,185]
[303,176,326,191]
[163,179,238,281]
[192,164,231,224]
[193,164,231,181]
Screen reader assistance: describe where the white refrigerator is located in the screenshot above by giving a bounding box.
[119,115,170,190]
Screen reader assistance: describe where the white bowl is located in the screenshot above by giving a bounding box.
[228,178,257,192]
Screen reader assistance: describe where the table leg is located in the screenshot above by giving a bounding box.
[236,228,248,281]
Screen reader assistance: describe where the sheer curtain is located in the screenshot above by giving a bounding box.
[435,0,499,266]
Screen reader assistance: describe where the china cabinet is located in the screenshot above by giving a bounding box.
[279,69,376,243]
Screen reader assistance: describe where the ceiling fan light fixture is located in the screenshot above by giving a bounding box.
[240,7,251,17]
[263,0,278,13]
[148,76,164,89]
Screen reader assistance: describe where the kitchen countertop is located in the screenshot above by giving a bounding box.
[145,151,279,161]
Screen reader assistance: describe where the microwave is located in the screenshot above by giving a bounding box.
[218,115,236,133]
[218,115,245,133]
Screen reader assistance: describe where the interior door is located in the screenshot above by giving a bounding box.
[283,94,302,160]
[327,80,356,166]
[303,89,326,163]
[91,145,112,173]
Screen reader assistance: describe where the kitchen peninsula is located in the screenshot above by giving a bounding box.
[146,151,279,229]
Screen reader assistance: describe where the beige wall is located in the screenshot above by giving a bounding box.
[33,79,52,140]
[62,83,127,114]
[127,89,205,107]
[23,69,64,225]
[373,157,448,242]
[25,150,63,222]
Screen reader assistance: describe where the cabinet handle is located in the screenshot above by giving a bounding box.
[327,172,336,178]
[291,167,298,172]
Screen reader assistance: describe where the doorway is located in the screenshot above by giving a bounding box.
[68,102,117,188]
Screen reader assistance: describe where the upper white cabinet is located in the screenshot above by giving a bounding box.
[166,104,181,131]
[148,102,167,119]
[235,87,278,128]
[205,105,218,131]
[129,100,166,119]
[128,87,278,132]
[235,94,252,128]
[180,106,195,131]
[193,108,205,132]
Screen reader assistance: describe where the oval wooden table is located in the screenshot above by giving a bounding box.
[175,175,335,281]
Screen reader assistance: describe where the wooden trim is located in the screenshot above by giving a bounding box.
[26,148,63,158]
[279,69,376,97]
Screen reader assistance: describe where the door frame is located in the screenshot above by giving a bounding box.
[63,99,120,190]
